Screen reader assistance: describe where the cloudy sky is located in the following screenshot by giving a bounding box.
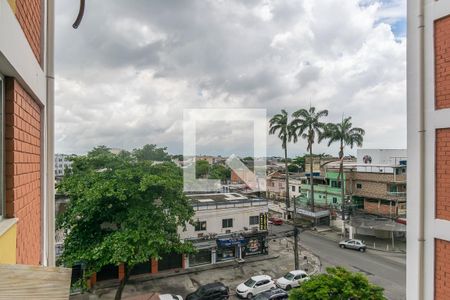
[55,0,406,157]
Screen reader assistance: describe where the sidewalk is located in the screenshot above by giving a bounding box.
[70,238,320,300]
[307,227,406,253]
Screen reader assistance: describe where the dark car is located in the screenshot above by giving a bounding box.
[186,282,230,300]
[253,288,288,300]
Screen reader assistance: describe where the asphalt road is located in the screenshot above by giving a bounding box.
[270,224,406,300]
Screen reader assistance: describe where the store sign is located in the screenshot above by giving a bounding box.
[259,212,268,230]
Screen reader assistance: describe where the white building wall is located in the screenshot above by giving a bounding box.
[289,179,302,199]
[179,205,268,239]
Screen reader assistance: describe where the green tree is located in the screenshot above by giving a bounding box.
[288,164,300,173]
[291,106,328,213]
[292,156,306,171]
[195,160,210,178]
[321,116,364,218]
[289,267,386,300]
[57,148,194,300]
[132,144,171,162]
[209,164,231,181]
[269,109,296,209]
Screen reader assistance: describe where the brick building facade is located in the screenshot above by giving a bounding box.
[407,1,450,299]
[0,0,54,267]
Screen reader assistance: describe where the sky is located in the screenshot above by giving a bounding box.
[55,0,406,157]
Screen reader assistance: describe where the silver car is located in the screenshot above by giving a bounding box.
[338,239,367,252]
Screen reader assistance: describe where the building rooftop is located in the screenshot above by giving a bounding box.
[188,193,254,204]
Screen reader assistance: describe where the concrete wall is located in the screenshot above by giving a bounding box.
[356,149,407,165]
[180,206,268,239]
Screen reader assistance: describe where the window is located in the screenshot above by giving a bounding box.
[356,183,362,189]
[331,180,342,188]
[249,215,259,225]
[222,218,233,228]
[333,197,338,204]
[194,221,207,231]
[291,186,295,192]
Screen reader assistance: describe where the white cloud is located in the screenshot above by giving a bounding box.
[55,0,406,157]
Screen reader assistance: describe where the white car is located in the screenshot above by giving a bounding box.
[236,275,276,299]
[159,294,183,300]
[275,270,310,290]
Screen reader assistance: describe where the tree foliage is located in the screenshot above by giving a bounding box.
[289,267,386,300]
[57,146,194,299]
[132,144,172,162]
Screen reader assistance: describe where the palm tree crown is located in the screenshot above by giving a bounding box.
[269,109,295,149]
[322,116,365,156]
[291,106,329,149]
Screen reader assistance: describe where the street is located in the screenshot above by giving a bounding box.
[271,223,406,300]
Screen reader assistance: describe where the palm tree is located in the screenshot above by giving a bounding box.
[291,106,329,213]
[269,109,295,209]
[321,116,365,219]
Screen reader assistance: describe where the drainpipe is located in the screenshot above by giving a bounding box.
[45,0,55,267]
[417,0,425,298]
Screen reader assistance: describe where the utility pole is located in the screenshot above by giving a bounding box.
[293,195,299,269]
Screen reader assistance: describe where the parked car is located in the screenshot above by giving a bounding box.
[275,270,309,290]
[236,275,276,299]
[185,282,229,300]
[338,239,367,252]
[268,217,283,225]
[253,288,288,300]
[159,294,183,300]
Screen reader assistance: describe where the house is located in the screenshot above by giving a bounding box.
[183,193,269,268]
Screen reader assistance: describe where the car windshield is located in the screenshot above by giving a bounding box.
[283,272,295,280]
[244,278,256,287]
[253,294,268,300]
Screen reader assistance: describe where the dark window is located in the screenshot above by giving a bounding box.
[96,264,119,281]
[195,221,207,231]
[222,218,233,228]
[249,215,259,225]
[130,261,151,276]
[331,180,342,188]
[158,253,183,271]
[333,197,338,203]
[356,183,362,189]
[189,249,212,267]
[291,186,295,192]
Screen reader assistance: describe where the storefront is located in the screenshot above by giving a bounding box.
[242,232,268,257]
[187,240,216,267]
[216,236,246,262]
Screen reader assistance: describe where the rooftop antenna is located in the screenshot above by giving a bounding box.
[72,0,86,29]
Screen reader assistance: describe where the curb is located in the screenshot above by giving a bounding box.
[91,254,281,293]
[305,230,406,254]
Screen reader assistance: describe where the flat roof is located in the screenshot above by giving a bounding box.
[188,193,265,204]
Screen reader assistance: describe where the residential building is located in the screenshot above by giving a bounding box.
[183,193,269,268]
[407,1,450,299]
[289,178,302,199]
[0,0,55,267]
[266,171,286,200]
[54,153,73,178]
[89,193,269,284]
[298,155,407,218]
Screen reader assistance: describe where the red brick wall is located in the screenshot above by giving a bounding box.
[435,16,450,110]
[364,199,397,216]
[4,78,42,265]
[436,128,450,221]
[14,0,42,65]
[435,239,450,300]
